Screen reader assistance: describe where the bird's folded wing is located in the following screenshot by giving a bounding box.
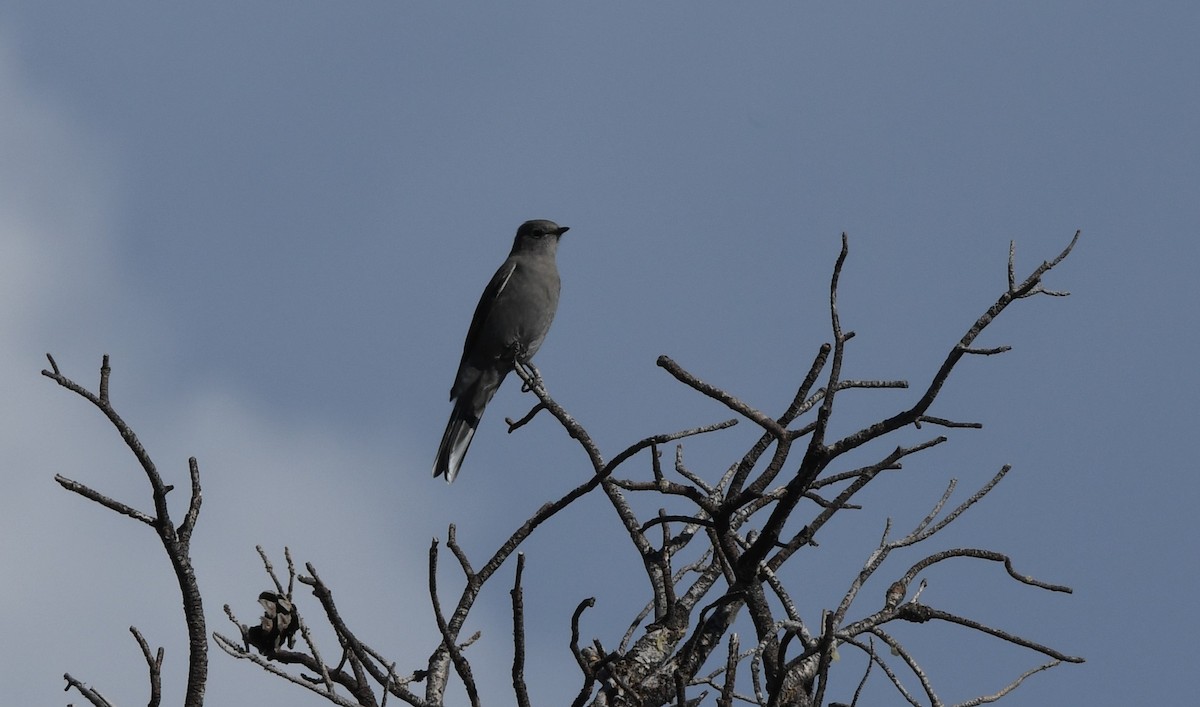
[458,260,517,368]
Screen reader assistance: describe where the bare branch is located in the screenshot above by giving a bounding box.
[835,379,909,391]
[428,539,480,707]
[811,612,837,707]
[511,364,606,471]
[570,597,598,678]
[893,603,1083,663]
[768,436,948,574]
[505,402,548,432]
[178,456,203,544]
[897,548,1074,595]
[213,633,362,707]
[53,474,155,525]
[869,628,940,707]
[606,418,740,477]
[813,233,852,449]
[639,515,715,534]
[513,363,658,559]
[828,231,1081,458]
[511,554,531,707]
[729,343,830,497]
[131,626,164,707]
[256,545,288,596]
[841,635,922,707]
[1009,231,1080,298]
[717,633,740,707]
[673,445,715,495]
[1007,241,1017,291]
[44,355,207,707]
[848,638,873,707]
[288,562,429,704]
[915,415,983,430]
[960,345,1012,356]
[951,661,1062,707]
[656,356,787,439]
[896,466,1012,547]
[446,524,476,579]
[63,673,114,707]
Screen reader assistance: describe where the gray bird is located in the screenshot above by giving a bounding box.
[433,219,569,482]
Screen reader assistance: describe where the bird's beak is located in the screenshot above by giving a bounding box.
[555,226,570,238]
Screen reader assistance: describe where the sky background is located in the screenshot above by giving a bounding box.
[1,2,1196,705]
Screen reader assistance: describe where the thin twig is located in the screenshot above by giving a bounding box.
[428,539,480,707]
[53,474,155,525]
[898,548,1074,595]
[951,661,1062,707]
[511,554,531,707]
[63,673,114,707]
[131,627,164,707]
[894,603,1083,663]
[657,356,787,439]
[717,633,740,707]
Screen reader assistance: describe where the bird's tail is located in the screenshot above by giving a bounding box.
[433,404,477,483]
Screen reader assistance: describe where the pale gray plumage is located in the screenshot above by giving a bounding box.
[433,219,568,482]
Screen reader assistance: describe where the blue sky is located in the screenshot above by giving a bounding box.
[1,2,1196,705]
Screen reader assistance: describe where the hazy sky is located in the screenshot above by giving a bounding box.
[2,3,1196,705]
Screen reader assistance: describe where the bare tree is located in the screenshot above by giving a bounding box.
[43,355,206,707]
[47,234,1083,706]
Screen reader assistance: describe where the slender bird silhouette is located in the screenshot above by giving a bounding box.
[433,219,568,482]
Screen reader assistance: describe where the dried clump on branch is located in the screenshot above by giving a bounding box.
[48,233,1083,707]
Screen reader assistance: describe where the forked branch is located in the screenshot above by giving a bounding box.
[44,355,207,707]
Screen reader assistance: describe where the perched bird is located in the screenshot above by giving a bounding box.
[433,219,569,482]
[245,591,298,656]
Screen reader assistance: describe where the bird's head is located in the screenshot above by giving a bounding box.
[511,219,568,254]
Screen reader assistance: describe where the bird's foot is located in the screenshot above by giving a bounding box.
[503,341,528,364]
[503,342,543,390]
[516,360,543,391]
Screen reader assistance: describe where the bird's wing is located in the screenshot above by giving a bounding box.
[457,259,517,373]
